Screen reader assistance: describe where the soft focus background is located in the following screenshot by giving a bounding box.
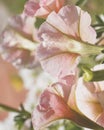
[0,0,104,130]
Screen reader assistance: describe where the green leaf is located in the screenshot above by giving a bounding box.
[35,18,45,29]
[76,0,87,6]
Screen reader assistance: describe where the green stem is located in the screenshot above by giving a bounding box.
[76,0,87,6]
[82,66,104,82]
[92,23,104,27]
[96,28,104,33]
[66,38,104,55]
[0,103,20,113]
[90,70,104,81]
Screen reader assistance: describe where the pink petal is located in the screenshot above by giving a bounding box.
[0,112,8,121]
[0,57,27,120]
[24,0,65,18]
[53,75,76,101]
[35,7,50,18]
[37,48,77,79]
[1,27,38,68]
[97,111,104,127]
[32,79,103,130]
[47,5,79,37]
[95,91,104,109]
[24,0,40,17]
[32,88,73,130]
[37,22,79,78]
[8,14,36,41]
[79,8,97,44]
[75,78,103,124]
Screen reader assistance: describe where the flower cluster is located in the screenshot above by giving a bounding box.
[0,0,104,130]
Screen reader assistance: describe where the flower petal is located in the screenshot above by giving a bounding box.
[75,78,103,124]
[37,22,79,78]
[24,0,40,17]
[1,27,38,68]
[32,79,103,130]
[0,57,27,120]
[79,7,97,44]
[97,111,104,127]
[47,5,79,37]
[24,0,65,18]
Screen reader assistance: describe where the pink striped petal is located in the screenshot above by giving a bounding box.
[24,0,65,18]
[24,0,40,17]
[32,76,103,130]
[78,7,97,44]
[97,111,104,127]
[47,5,79,37]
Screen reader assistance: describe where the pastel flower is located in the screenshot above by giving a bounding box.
[72,64,104,128]
[32,75,103,130]
[36,5,103,78]
[0,57,27,120]
[0,14,39,68]
[24,0,65,18]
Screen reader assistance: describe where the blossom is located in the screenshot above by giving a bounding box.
[0,57,27,120]
[32,75,103,130]
[24,0,65,18]
[72,64,104,128]
[0,14,39,68]
[36,5,103,78]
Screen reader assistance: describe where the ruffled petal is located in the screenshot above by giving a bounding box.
[78,7,97,44]
[24,0,65,18]
[32,77,103,130]
[37,21,79,78]
[1,27,38,68]
[24,0,40,17]
[75,78,103,126]
[47,5,79,37]
[97,111,104,127]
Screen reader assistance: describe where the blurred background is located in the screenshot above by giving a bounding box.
[0,0,104,130]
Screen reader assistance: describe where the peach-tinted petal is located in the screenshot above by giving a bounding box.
[24,0,65,18]
[1,27,38,68]
[32,78,103,130]
[37,43,78,78]
[52,75,76,101]
[47,5,79,37]
[37,5,98,78]
[0,112,8,121]
[35,7,49,18]
[8,14,37,41]
[95,91,104,109]
[97,111,104,127]
[78,7,97,44]
[75,78,104,126]
[0,57,27,120]
[24,0,40,17]
[32,88,73,130]
[37,21,79,78]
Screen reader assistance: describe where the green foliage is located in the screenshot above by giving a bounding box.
[35,18,46,29]
[64,120,83,130]
[93,15,104,38]
[48,120,83,130]
[76,0,87,6]
[1,0,27,14]
[14,104,31,130]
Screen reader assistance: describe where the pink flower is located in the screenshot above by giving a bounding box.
[37,5,99,78]
[32,75,103,130]
[0,57,27,121]
[72,64,104,128]
[24,0,65,18]
[0,14,39,68]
